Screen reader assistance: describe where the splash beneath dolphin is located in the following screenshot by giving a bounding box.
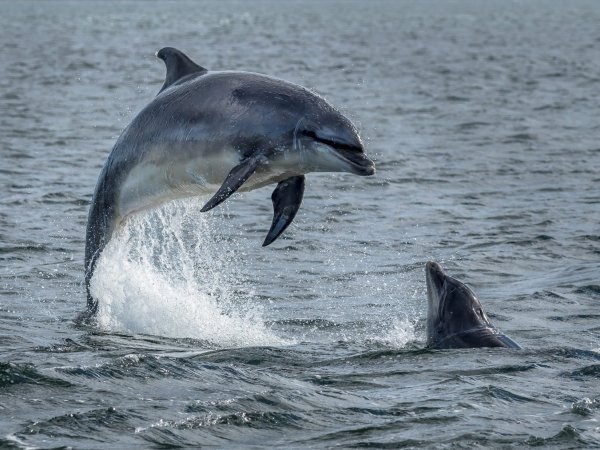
[90,199,289,347]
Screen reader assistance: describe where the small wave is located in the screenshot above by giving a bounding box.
[571,397,600,416]
[300,422,424,446]
[137,410,305,433]
[445,95,469,102]
[456,121,491,130]
[567,364,600,379]
[0,243,48,254]
[448,364,537,377]
[90,200,287,347]
[56,354,181,381]
[23,406,132,438]
[526,425,587,447]
[189,346,306,367]
[573,285,600,297]
[481,385,538,403]
[501,132,538,143]
[35,338,93,353]
[0,362,72,389]
[546,347,600,361]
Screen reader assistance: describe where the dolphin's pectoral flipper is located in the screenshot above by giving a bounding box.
[200,155,267,212]
[263,176,305,247]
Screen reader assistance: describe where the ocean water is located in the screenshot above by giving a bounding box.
[1,0,599,447]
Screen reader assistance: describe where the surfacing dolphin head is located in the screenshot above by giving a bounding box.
[425,261,520,349]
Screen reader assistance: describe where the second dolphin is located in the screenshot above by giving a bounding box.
[425,261,520,349]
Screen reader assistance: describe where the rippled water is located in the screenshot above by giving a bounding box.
[1,0,599,447]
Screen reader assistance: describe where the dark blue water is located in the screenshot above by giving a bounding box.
[1,0,599,447]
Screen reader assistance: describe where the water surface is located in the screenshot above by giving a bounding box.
[1,0,599,447]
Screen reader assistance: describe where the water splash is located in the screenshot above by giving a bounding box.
[375,317,419,349]
[90,199,286,347]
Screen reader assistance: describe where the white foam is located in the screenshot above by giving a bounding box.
[90,199,286,347]
[376,317,419,349]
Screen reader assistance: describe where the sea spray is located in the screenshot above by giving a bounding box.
[369,317,419,349]
[90,199,287,347]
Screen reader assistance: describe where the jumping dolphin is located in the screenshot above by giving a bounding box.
[425,261,520,349]
[83,47,375,316]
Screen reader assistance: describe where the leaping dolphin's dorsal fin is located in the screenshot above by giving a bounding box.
[156,47,207,94]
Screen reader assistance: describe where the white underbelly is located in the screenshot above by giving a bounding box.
[117,149,299,219]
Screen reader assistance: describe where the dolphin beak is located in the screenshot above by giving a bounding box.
[425,261,447,340]
[426,261,446,303]
[333,146,375,176]
[306,127,375,176]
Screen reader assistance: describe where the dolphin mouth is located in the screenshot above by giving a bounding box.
[426,261,445,292]
[302,130,375,175]
[332,147,376,176]
[426,261,446,308]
